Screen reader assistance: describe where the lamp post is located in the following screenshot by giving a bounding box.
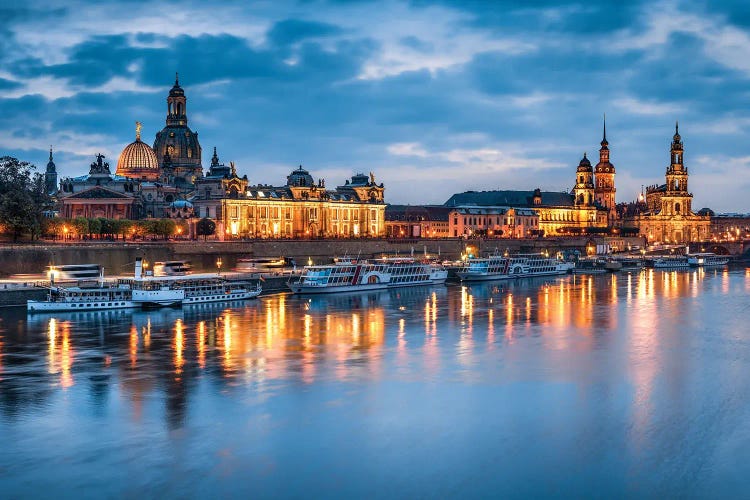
[216,257,223,275]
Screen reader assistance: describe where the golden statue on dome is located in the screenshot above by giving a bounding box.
[135,121,142,141]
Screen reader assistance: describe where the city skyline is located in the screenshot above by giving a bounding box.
[3,0,750,211]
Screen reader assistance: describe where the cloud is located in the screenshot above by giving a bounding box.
[613,97,681,116]
[267,19,343,46]
[1,0,750,211]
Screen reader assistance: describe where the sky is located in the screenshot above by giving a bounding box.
[1,0,749,211]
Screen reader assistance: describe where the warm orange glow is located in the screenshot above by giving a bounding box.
[129,325,138,367]
[174,319,184,375]
[197,321,206,369]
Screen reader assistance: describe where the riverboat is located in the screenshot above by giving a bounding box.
[288,258,447,294]
[119,259,262,305]
[649,256,690,269]
[687,253,730,267]
[379,257,448,287]
[457,253,571,282]
[28,259,261,312]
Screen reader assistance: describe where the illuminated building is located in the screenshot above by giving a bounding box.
[623,124,710,243]
[152,74,203,191]
[193,150,386,238]
[594,118,617,224]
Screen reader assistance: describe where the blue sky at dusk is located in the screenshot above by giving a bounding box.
[2,0,749,211]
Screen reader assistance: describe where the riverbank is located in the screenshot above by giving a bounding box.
[0,236,647,275]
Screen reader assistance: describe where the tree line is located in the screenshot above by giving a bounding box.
[44,217,190,240]
[0,156,49,241]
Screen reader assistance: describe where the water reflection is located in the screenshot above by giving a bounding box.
[1,268,749,496]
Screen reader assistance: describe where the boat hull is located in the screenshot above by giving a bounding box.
[184,288,262,304]
[27,299,136,313]
[288,282,389,294]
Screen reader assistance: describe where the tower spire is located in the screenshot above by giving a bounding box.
[49,146,53,162]
[175,72,179,86]
[603,113,607,142]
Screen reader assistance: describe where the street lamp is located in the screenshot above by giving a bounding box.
[216,257,223,274]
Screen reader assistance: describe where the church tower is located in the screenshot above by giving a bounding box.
[153,74,203,192]
[660,122,692,216]
[573,153,595,207]
[594,117,616,224]
[45,147,58,196]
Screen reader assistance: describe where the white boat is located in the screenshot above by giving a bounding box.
[288,258,447,294]
[28,258,261,312]
[457,253,571,282]
[235,257,289,272]
[687,253,730,267]
[379,257,448,287]
[27,284,140,313]
[650,256,690,269]
[153,260,193,276]
[119,258,262,305]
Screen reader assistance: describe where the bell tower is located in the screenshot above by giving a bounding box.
[573,153,594,207]
[45,147,58,196]
[594,116,616,224]
[661,122,692,216]
[166,73,187,127]
[153,74,203,192]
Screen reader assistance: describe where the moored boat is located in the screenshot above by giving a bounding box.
[687,253,730,267]
[649,256,690,269]
[457,253,571,282]
[288,257,447,294]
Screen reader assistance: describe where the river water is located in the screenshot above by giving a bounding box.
[1,268,749,497]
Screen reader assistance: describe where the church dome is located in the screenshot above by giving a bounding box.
[577,153,593,172]
[116,122,160,181]
[287,165,314,187]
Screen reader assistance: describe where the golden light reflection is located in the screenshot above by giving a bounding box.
[48,319,74,389]
[197,321,206,369]
[129,325,138,367]
[223,312,232,370]
[60,322,73,389]
[487,307,495,344]
[142,317,151,349]
[505,293,514,339]
[174,318,184,375]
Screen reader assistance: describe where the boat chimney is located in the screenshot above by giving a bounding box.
[135,258,143,279]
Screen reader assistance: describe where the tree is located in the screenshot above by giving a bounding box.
[116,219,133,240]
[154,219,176,239]
[87,218,102,238]
[70,217,88,238]
[0,157,48,242]
[196,218,216,240]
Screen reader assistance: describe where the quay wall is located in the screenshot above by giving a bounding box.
[0,236,647,276]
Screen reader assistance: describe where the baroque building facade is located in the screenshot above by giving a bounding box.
[152,74,203,191]
[193,150,386,239]
[624,124,710,243]
[443,152,610,237]
[52,77,384,236]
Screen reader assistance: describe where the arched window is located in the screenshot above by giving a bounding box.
[675,203,681,214]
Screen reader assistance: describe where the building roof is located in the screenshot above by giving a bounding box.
[64,186,132,200]
[116,136,159,180]
[444,190,574,208]
[385,205,452,222]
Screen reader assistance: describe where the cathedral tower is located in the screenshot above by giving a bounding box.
[45,147,58,196]
[660,122,692,216]
[153,74,203,192]
[594,117,616,224]
[573,153,595,207]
